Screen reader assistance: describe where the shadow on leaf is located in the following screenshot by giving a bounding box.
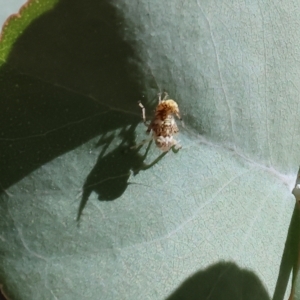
[0,0,146,193]
[273,203,300,300]
[167,261,270,300]
[77,124,169,221]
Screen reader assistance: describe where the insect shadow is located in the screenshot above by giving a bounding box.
[77,125,168,222]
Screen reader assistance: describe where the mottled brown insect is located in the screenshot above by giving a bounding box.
[138,92,182,152]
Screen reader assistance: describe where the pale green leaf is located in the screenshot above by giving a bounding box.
[0,1,299,300]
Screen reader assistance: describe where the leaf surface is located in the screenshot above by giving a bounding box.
[0,1,299,300]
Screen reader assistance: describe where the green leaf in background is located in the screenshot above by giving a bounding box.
[0,0,59,64]
[0,0,299,300]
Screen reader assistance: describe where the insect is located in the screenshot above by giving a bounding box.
[138,92,182,152]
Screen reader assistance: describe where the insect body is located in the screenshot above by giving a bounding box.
[139,92,182,152]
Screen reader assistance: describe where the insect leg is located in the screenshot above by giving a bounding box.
[138,101,148,127]
[163,91,169,100]
[158,92,162,103]
[171,139,182,153]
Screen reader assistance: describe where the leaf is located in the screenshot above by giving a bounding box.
[0,0,59,65]
[0,0,298,299]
